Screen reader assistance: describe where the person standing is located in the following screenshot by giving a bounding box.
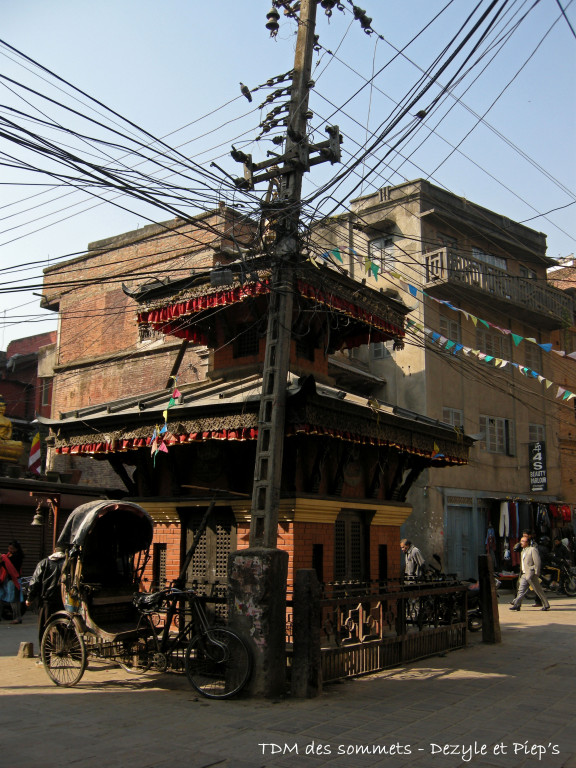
[510,534,550,611]
[400,538,425,579]
[0,540,25,624]
[25,546,66,647]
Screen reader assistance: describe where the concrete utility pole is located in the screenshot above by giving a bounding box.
[249,0,318,548]
[228,0,327,698]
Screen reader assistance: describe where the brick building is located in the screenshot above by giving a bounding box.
[546,257,576,517]
[40,223,472,592]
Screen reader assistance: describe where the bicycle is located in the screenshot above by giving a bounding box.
[128,584,252,699]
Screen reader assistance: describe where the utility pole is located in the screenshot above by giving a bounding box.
[228,0,341,697]
[249,0,318,548]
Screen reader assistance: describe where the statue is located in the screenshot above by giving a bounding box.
[0,398,24,463]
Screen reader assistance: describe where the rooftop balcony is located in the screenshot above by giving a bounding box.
[424,248,573,329]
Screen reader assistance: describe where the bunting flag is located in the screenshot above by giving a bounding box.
[28,432,41,475]
[330,244,576,363]
[431,442,445,459]
[150,384,183,465]
[331,248,343,263]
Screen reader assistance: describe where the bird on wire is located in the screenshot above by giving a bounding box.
[240,82,252,102]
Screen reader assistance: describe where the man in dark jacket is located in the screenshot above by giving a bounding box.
[26,546,65,648]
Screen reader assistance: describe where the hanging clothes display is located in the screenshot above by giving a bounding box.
[499,501,510,537]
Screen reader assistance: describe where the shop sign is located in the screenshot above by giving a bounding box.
[529,441,547,492]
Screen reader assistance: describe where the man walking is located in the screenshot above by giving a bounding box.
[400,538,425,579]
[510,534,550,611]
[25,545,66,647]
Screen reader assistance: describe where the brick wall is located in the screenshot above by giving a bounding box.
[6,331,56,358]
[44,210,256,416]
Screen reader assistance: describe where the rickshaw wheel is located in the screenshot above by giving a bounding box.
[118,616,159,674]
[185,628,252,699]
[41,616,87,687]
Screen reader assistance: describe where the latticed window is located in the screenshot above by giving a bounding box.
[233,325,259,357]
[152,543,167,591]
[184,508,237,621]
[184,509,236,585]
[334,510,367,582]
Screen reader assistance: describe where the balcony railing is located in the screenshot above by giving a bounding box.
[425,248,573,326]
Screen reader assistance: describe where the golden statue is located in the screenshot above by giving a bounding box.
[0,398,24,463]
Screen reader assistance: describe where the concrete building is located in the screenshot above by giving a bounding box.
[312,179,574,577]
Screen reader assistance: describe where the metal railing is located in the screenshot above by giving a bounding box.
[290,577,468,685]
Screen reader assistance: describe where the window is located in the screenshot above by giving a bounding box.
[440,315,461,344]
[472,247,506,271]
[371,341,393,360]
[152,543,167,591]
[479,415,516,455]
[334,510,368,581]
[442,408,464,428]
[138,324,164,343]
[368,236,395,270]
[528,424,545,443]
[476,328,511,360]
[233,325,259,357]
[438,233,458,249]
[295,335,315,361]
[524,342,542,373]
[40,378,51,407]
[520,265,537,280]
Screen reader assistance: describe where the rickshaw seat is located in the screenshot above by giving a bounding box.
[84,583,140,633]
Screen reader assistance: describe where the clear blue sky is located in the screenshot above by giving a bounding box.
[1,0,574,349]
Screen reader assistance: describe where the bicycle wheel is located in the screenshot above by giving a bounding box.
[41,616,87,687]
[185,628,251,699]
[118,615,159,674]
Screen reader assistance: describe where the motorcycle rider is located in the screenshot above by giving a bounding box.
[510,534,550,612]
[552,536,573,564]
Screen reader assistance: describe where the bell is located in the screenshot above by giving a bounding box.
[321,0,336,16]
[31,511,44,526]
[266,7,280,35]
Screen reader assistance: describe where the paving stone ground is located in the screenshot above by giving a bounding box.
[1,593,575,768]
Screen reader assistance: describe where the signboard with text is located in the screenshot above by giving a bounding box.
[529,441,547,492]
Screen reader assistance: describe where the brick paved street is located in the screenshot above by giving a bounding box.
[1,595,575,768]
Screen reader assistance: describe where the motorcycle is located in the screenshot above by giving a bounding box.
[463,575,501,632]
[524,555,576,598]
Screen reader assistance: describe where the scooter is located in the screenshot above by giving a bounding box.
[464,575,501,632]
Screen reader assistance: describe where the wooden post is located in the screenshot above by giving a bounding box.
[478,554,501,644]
[291,569,322,698]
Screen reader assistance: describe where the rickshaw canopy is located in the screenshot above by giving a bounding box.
[57,500,154,555]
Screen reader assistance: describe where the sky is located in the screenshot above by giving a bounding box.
[0,0,575,350]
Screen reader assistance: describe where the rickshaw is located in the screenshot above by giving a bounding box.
[40,499,252,698]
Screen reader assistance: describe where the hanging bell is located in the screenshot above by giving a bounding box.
[265,7,280,36]
[31,511,44,526]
